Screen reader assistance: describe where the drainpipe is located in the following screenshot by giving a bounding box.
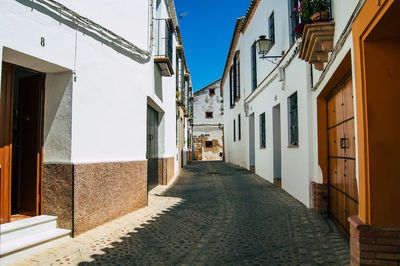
[148,0,154,54]
[306,62,315,209]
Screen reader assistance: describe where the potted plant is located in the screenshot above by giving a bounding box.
[310,0,330,21]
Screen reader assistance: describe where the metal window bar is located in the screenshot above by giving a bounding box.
[289,93,298,145]
[269,13,275,46]
[233,60,237,100]
[260,113,266,148]
[155,19,173,62]
[236,56,241,99]
[251,44,257,91]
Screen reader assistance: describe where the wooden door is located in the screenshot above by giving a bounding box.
[0,63,13,224]
[16,75,44,216]
[327,79,358,237]
[146,106,159,191]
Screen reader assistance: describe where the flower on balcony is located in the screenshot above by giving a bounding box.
[293,0,311,21]
[294,23,305,38]
[293,0,330,22]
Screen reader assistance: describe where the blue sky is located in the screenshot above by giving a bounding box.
[175,0,251,91]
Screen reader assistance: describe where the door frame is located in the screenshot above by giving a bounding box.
[272,104,281,181]
[248,113,255,171]
[0,62,45,223]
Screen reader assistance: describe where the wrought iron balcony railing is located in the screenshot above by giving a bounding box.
[154,19,174,76]
[290,0,333,41]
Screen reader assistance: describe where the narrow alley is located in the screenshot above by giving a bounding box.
[16,161,349,265]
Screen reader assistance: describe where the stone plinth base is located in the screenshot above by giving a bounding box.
[43,161,147,236]
[273,178,282,188]
[311,181,329,214]
[349,215,400,266]
[250,166,255,173]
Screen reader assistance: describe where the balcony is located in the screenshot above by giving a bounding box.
[154,19,174,76]
[295,0,335,71]
[299,21,335,70]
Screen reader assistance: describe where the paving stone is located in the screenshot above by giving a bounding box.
[12,161,349,265]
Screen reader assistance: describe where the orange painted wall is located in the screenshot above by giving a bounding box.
[364,39,400,227]
[352,0,400,226]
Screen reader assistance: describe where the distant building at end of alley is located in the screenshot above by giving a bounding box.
[193,79,224,161]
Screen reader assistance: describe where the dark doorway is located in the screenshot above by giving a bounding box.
[273,104,282,185]
[146,105,159,192]
[1,63,45,223]
[248,113,255,172]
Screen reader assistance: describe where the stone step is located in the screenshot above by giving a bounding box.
[1,215,58,243]
[0,215,71,265]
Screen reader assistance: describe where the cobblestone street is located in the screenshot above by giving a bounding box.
[15,161,349,265]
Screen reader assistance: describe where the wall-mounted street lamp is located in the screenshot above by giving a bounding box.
[256,35,282,64]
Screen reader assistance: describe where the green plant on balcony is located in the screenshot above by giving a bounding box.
[184,107,188,116]
[176,90,181,98]
[311,0,330,21]
[293,0,330,37]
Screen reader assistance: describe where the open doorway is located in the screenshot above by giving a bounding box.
[272,104,282,187]
[0,62,45,223]
[249,113,255,173]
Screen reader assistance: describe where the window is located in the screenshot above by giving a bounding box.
[238,114,241,140]
[234,52,241,100]
[260,113,266,148]
[205,141,213,148]
[205,112,213,119]
[233,119,236,142]
[230,52,241,106]
[269,12,275,46]
[209,88,215,96]
[288,92,299,146]
[251,43,257,91]
[289,0,300,44]
[229,66,235,107]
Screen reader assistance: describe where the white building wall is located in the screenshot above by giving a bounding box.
[193,80,224,161]
[0,0,178,165]
[223,0,363,208]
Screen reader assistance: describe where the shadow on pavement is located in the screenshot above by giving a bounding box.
[79,161,349,265]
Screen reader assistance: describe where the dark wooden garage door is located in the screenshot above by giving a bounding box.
[327,79,358,237]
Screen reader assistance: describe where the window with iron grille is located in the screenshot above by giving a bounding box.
[233,119,236,142]
[260,113,266,148]
[209,88,215,96]
[269,12,275,46]
[288,92,299,146]
[289,0,299,44]
[229,66,235,107]
[205,112,213,119]
[205,141,213,148]
[238,114,241,140]
[234,52,240,100]
[251,43,257,91]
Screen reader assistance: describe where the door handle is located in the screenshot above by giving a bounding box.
[340,138,349,149]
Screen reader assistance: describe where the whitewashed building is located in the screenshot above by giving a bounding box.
[193,79,224,161]
[222,0,313,207]
[0,0,192,262]
[222,0,364,242]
